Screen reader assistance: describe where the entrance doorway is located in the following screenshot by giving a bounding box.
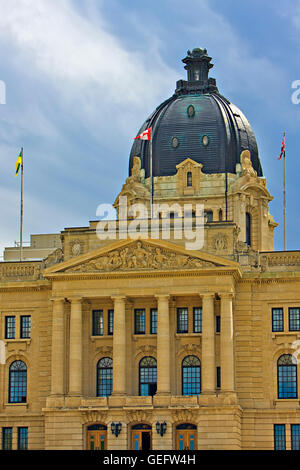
[131,424,152,450]
[176,424,197,450]
[87,424,107,450]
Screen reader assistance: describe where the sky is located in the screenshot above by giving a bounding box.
[0,0,300,257]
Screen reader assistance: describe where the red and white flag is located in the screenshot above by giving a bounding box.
[134,127,151,141]
[278,133,286,160]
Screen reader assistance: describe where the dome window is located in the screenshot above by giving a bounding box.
[187,105,195,117]
[187,171,193,187]
[171,136,179,149]
[202,135,209,147]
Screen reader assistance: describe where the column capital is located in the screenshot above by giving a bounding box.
[200,292,215,300]
[111,295,127,302]
[68,296,83,304]
[50,297,65,303]
[218,291,234,300]
[155,294,170,301]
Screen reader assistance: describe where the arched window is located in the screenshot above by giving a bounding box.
[187,172,193,187]
[219,209,223,221]
[182,356,201,396]
[9,361,27,403]
[139,357,157,396]
[246,212,251,246]
[204,210,213,223]
[277,354,298,399]
[97,357,113,397]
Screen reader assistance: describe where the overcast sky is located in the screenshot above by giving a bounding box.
[0,0,300,257]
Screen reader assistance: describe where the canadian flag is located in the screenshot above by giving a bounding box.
[134,127,151,141]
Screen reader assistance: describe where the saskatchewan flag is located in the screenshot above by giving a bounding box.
[15,150,23,177]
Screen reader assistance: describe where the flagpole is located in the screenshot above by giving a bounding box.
[150,130,153,219]
[20,147,24,261]
[283,132,286,251]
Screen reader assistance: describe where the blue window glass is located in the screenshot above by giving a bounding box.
[9,361,27,403]
[277,355,297,399]
[20,316,31,339]
[5,316,15,339]
[150,309,157,334]
[216,315,221,333]
[17,427,28,450]
[193,308,202,333]
[2,428,12,450]
[274,424,286,450]
[182,356,201,396]
[135,309,145,334]
[92,310,103,336]
[272,308,284,332]
[97,357,113,397]
[291,424,300,450]
[139,357,157,396]
[177,308,188,333]
[289,308,300,332]
[216,367,221,389]
[108,310,114,335]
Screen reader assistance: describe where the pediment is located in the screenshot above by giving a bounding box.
[43,239,239,277]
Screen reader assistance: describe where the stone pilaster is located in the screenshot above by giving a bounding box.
[68,297,83,396]
[50,297,65,396]
[201,293,215,393]
[111,296,127,396]
[219,292,235,392]
[155,294,170,396]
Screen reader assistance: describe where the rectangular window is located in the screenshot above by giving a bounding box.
[5,316,15,339]
[92,310,103,336]
[272,308,284,332]
[177,308,188,333]
[20,316,31,339]
[289,308,300,332]
[193,308,202,333]
[216,315,221,333]
[108,310,114,335]
[2,428,13,450]
[17,427,28,450]
[291,424,300,450]
[134,309,145,334]
[150,309,157,334]
[216,367,221,389]
[274,424,286,450]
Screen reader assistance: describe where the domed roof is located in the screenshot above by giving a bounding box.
[129,48,262,178]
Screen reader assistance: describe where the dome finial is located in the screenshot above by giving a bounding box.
[182,47,213,82]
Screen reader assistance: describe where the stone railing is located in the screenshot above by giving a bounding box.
[0,262,42,281]
[260,251,300,272]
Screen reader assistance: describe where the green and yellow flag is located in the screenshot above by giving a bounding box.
[15,149,23,177]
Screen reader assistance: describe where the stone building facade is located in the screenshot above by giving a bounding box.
[0,48,300,451]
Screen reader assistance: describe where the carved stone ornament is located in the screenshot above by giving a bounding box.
[65,241,219,273]
[171,410,198,424]
[81,411,108,425]
[135,345,156,357]
[43,248,64,268]
[176,344,200,357]
[69,239,84,257]
[213,233,228,251]
[96,346,113,356]
[240,150,257,178]
[126,410,153,424]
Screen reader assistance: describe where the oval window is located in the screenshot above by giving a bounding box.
[171,137,179,148]
[202,135,209,146]
[187,105,195,117]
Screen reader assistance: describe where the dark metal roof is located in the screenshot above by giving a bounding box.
[129,48,262,178]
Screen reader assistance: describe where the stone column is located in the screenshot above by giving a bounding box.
[220,292,235,392]
[68,297,83,396]
[111,296,127,395]
[50,297,65,396]
[156,295,170,395]
[201,293,215,393]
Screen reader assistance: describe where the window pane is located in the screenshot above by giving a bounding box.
[92,310,103,336]
[289,308,300,332]
[274,424,286,450]
[193,308,202,333]
[177,308,188,333]
[272,308,284,332]
[9,361,27,403]
[278,363,297,399]
[216,367,221,389]
[108,310,114,335]
[182,357,201,395]
[139,357,157,396]
[97,358,113,397]
[291,424,300,450]
[216,315,221,333]
[5,316,15,339]
[2,428,12,450]
[135,309,145,334]
[18,427,28,450]
[150,309,157,334]
[20,316,31,339]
